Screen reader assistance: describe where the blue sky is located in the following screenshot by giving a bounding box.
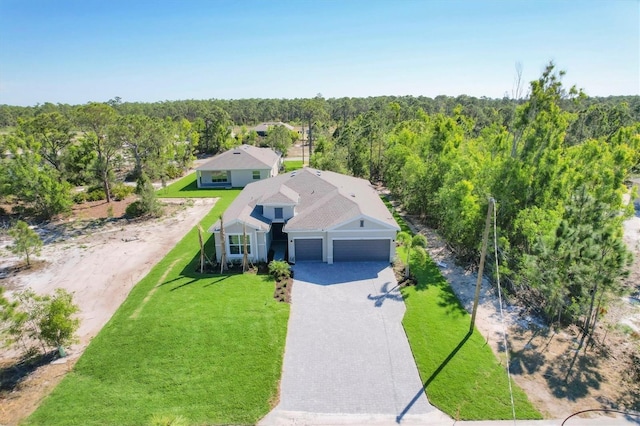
[0,0,638,106]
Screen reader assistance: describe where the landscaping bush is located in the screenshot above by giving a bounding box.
[268,260,291,281]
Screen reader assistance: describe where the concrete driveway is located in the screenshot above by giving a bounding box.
[261,262,444,425]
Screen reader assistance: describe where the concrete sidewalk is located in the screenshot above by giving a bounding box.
[260,411,638,426]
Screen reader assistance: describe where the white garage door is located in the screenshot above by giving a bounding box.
[333,239,390,262]
[295,239,322,262]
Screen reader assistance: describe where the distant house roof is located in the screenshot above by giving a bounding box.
[211,168,399,233]
[253,122,295,135]
[196,145,280,172]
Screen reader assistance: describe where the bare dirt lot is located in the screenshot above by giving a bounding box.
[0,197,217,425]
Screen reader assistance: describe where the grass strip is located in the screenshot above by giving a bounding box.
[283,160,303,172]
[156,173,237,198]
[388,202,541,420]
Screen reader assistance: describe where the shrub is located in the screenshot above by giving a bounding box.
[86,187,106,202]
[72,191,87,204]
[164,164,183,180]
[268,260,291,281]
[125,201,145,218]
[111,183,135,201]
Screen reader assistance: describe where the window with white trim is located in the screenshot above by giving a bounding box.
[228,234,251,255]
[275,207,283,219]
[252,170,261,180]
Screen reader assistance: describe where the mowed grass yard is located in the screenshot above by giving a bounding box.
[157,158,304,199]
[392,210,541,420]
[156,172,226,198]
[27,188,290,425]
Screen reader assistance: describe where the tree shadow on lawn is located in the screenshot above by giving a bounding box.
[396,330,473,423]
[0,351,58,393]
[156,175,198,195]
[158,234,265,291]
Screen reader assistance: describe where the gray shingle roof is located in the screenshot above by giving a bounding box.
[196,145,280,171]
[260,184,300,205]
[210,168,399,233]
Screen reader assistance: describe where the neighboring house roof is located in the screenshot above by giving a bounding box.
[254,122,295,133]
[196,145,280,172]
[210,168,399,233]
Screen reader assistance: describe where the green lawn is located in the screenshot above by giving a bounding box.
[393,204,541,420]
[27,194,289,425]
[283,159,304,172]
[156,172,237,198]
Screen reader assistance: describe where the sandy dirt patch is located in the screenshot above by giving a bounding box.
[0,197,217,425]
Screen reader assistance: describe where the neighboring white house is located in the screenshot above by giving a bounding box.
[209,167,400,264]
[195,145,281,188]
[253,121,295,137]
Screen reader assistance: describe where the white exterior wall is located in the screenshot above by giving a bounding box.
[256,231,268,261]
[230,169,270,188]
[262,205,295,222]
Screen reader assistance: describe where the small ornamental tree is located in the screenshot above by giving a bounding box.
[396,231,427,279]
[39,288,80,356]
[8,220,43,267]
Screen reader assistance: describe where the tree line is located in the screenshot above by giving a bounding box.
[1,64,639,348]
[309,64,640,349]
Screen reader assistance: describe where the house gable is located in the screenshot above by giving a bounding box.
[330,214,398,231]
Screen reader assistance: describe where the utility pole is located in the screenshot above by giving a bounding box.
[470,197,495,333]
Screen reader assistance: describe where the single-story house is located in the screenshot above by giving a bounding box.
[253,122,295,137]
[195,144,281,188]
[209,167,400,264]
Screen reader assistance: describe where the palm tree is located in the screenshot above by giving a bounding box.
[396,231,427,279]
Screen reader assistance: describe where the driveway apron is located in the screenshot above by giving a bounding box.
[271,262,433,417]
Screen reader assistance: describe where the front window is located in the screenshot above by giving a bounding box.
[275,207,283,219]
[228,235,251,255]
[252,170,261,180]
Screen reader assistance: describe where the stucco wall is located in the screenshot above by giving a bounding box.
[230,169,269,188]
[263,205,295,222]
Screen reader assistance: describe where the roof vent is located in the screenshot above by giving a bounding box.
[233,151,241,155]
[350,193,356,197]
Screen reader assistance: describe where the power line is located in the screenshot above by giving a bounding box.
[493,199,517,424]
